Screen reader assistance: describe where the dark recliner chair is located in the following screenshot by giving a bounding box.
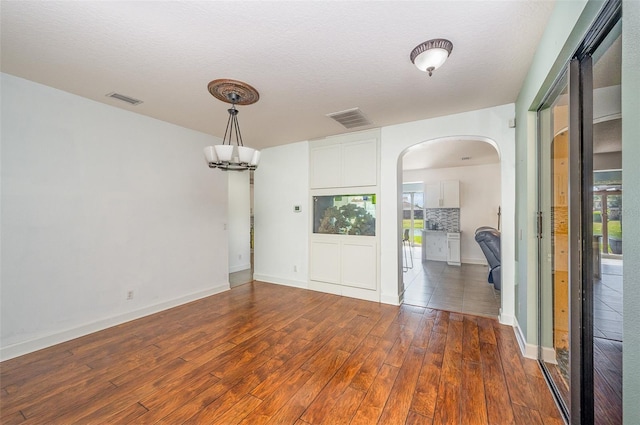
[475,227,501,290]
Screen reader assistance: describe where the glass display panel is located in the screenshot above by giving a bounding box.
[313,194,376,236]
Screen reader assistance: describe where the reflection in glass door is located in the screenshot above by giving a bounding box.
[538,79,571,416]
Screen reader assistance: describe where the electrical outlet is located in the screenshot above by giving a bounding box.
[238,254,242,260]
[293,265,297,272]
[127,290,134,300]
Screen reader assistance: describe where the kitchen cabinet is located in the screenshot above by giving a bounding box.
[425,180,459,208]
[447,232,461,266]
[422,230,461,266]
[422,230,447,261]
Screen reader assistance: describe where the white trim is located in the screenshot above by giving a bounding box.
[0,284,229,361]
[381,292,402,306]
[229,263,252,273]
[461,257,489,266]
[512,314,557,363]
[513,316,537,360]
[253,274,309,289]
[513,318,538,360]
[499,307,515,326]
[541,346,558,364]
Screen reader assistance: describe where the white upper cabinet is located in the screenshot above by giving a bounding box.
[310,144,341,188]
[310,132,378,189]
[425,180,460,208]
[441,180,460,208]
[342,139,377,187]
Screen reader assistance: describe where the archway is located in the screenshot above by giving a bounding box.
[398,136,502,317]
[377,104,516,326]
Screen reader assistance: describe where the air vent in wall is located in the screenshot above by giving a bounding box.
[326,107,372,129]
[106,92,144,106]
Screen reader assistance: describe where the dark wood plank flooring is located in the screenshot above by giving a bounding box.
[1,281,563,424]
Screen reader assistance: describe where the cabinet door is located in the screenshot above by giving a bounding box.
[425,182,441,208]
[441,180,460,208]
[310,145,341,188]
[425,233,447,261]
[341,241,376,290]
[310,240,341,283]
[447,238,461,265]
[342,139,377,187]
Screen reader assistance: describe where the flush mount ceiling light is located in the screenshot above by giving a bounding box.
[203,79,260,171]
[410,38,453,77]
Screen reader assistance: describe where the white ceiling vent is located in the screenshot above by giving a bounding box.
[326,108,372,129]
[106,92,143,106]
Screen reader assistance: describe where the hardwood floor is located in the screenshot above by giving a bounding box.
[1,281,562,424]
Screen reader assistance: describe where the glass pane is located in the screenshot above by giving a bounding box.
[402,192,412,241]
[313,194,376,235]
[412,192,424,247]
[539,81,571,413]
[592,31,622,424]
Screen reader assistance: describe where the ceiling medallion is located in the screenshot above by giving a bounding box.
[207,79,260,105]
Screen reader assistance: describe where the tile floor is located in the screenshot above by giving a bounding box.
[593,257,623,341]
[402,247,501,318]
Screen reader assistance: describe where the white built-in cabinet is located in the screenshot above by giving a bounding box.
[310,237,377,290]
[310,138,377,188]
[425,180,460,208]
[309,130,380,302]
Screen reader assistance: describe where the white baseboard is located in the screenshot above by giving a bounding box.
[513,316,537,360]
[541,346,558,364]
[229,263,251,273]
[381,292,402,306]
[462,257,488,266]
[253,274,308,289]
[0,284,229,361]
[498,308,515,326]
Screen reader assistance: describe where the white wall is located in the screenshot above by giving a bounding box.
[0,73,229,360]
[253,141,309,288]
[228,171,251,273]
[381,105,516,324]
[252,106,515,322]
[404,162,501,264]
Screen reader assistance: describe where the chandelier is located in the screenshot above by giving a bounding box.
[203,79,260,171]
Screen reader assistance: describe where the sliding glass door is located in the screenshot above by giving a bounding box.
[537,2,621,424]
[538,77,572,417]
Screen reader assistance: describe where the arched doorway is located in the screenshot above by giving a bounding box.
[399,136,502,318]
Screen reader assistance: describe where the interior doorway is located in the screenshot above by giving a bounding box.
[228,170,254,287]
[399,138,502,318]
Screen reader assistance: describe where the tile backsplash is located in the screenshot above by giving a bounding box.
[425,208,460,232]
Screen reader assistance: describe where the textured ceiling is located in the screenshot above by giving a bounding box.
[402,139,500,171]
[1,1,555,150]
